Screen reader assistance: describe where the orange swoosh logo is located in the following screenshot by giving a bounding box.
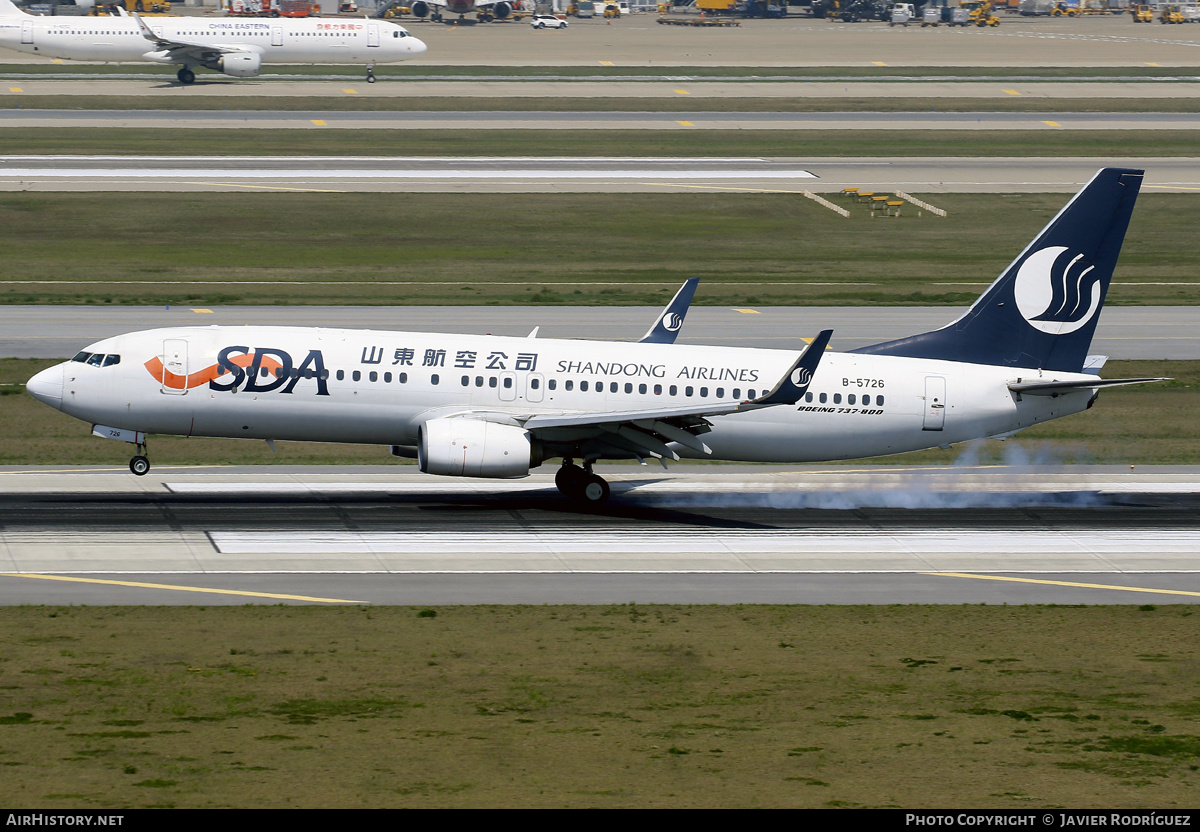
[144,353,284,391]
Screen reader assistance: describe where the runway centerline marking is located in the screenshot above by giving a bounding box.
[1,574,364,604]
[928,573,1200,599]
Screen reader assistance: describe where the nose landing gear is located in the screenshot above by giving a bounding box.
[555,460,610,505]
[366,63,376,83]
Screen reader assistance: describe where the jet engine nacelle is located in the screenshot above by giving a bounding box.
[492,2,512,18]
[418,418,540,479]
[205,52,263,79]
[410,1,430,16]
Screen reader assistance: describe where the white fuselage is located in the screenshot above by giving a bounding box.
[32,326,1097,465]
[0,15,425,67]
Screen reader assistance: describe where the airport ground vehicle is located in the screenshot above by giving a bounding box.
[962,0,1000,24]
[228,0,319,16]
[531,11,568,23]
[921,6,941,24]
[1160,3,1184,21]
[1130,2,1152,20]
[811,0,889,20]
[890,2,915,23]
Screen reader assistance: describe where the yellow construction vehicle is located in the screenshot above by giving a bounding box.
[90,0,171,12]
[961,0,1000,25]
[1130,3,1153,21]
[1050,1,1078,15]
[1160,3,1185,22]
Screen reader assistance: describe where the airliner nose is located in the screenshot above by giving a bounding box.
[408,36,427,56]
[26,364,64,411]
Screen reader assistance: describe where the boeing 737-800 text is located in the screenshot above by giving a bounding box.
[27,169,1161,505]
[0,0,425,84]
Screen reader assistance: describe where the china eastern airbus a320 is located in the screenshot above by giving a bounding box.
[0,0,425,84]
[27,169,1162,505]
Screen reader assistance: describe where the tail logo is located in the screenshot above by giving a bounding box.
[790,367,812,387]
[1013,245,1103,336]
[661,312,683,333]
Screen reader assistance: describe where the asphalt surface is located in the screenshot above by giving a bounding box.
[2,304,1197,359]
[3,466,1200,605]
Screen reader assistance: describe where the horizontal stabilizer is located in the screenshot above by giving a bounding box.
[1008,377,1168,397]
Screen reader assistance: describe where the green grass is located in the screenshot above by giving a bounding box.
[1,192,1198,308]
[0,604,1197,807]
[1,359,1195,466]
[1,126,1200,156]
[4,95,1200,113]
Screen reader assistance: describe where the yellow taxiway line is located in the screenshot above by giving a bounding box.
[928,572,1200,600]
[2,573,364,605]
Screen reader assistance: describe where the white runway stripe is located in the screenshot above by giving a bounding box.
[0,169,818,181]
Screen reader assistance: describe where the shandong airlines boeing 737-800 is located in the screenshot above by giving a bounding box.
[27,169,1162,505]
[0,0,425,84]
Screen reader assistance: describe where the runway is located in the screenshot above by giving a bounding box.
[2,465,1200,605]
[2,304,1197,359]
[0,155,1196,193]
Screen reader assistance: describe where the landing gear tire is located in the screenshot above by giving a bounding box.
[129,455,150,477]
[555,463,585,496]
[366,73,376,83]
[555,464,610,505]
[580,474,610,505]
[177,68,195,85]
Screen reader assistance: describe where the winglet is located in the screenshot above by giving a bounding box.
[132,12,158,42]
[639,277,700,344]
[751,329,832,407]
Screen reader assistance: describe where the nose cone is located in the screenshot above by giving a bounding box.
[408,36,427,56]
[27,364,64,411]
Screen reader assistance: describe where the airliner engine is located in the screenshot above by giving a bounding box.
[492,2,512,18]
[418,418,541,478]
[205,52,262,78]
[410,1,430,16]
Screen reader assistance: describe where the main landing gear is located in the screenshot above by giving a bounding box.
[555,460,610,506]
[129,442,150,477]
[366,63,376,84]
[177,67,196,85]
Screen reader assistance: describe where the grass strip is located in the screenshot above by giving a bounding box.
[1,127,1198,158]
[3,95,1200,113]
[1,359,1195,466]
[0,604,1195,807]
[1,191,1196,308]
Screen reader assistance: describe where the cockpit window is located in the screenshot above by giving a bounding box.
[73,352,120,367]
[394,30,407,37]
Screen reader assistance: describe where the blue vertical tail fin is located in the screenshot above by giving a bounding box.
[853,168,1143,372]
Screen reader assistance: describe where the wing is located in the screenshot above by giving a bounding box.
[132,12,252,61]
[516,329,833,462]
[639,278,700,345]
